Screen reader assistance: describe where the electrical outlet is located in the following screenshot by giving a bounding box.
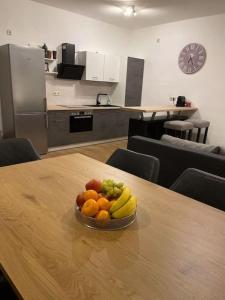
[53,91,60,96]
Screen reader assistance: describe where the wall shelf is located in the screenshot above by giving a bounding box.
[45,72,58,76]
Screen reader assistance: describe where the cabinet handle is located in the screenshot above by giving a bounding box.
[92,76,98,80]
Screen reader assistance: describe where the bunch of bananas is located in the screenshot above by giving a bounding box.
[110,187,137,218]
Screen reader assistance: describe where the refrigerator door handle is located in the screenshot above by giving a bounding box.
[43,97,47,112]
[45,114,48,129]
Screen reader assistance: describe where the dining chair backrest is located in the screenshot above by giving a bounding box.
[0,138,41,167]
[106,148,160,183]
[0,269,19,299]
[170,168,225,212]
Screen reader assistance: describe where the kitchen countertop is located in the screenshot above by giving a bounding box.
[121,105,197,120]
[48,105,197,113]
[121,105,197,113]
[47,105,122,111]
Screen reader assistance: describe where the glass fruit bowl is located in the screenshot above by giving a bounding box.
[75,205,136,231]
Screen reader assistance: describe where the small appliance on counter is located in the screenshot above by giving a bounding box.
[96,94,111,106]
[57,43,85,80]
[176,96,186,107]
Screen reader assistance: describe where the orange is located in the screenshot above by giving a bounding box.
[97,197,110,211]
[81,199,99,217]
[95,210,111,220]
[83,190,99,202]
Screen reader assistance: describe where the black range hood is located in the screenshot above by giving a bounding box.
[57,43,85,80]
[57,63,85,80]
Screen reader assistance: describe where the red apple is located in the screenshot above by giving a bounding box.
[85,179,102,193]
[76,192,86,207]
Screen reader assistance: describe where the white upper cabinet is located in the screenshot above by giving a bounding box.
[78,52,104,81]
[78,51,120,83]
[103,55,120,83]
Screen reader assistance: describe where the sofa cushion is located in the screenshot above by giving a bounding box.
[161,134,220,154]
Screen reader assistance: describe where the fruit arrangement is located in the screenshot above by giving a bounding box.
[76,179,137,221]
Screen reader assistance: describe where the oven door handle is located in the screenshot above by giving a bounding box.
[72,115,93,119]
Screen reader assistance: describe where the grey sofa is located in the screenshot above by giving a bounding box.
[127,136,225,188]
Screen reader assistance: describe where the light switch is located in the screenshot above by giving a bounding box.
[53,91,60,96]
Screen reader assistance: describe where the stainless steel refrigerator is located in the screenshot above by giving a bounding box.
[0,44,48,154]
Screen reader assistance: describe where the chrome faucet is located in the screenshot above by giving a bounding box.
[96,94,111,106]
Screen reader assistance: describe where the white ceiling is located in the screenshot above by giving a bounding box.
[32,0,225,29]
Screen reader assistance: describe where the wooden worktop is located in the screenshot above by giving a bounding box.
[121,105,198,113]
[47,105,197,114]
[0,154,224,300]
[47,104,121,111]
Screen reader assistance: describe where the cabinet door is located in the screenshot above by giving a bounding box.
[103,55,120,83]
[86,52,104,81]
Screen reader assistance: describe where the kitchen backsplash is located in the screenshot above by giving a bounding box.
[46,76,116,106]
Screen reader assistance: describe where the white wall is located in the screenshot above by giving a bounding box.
[1,0,225,146]
[130,14,225,146]
[0,0,131,106]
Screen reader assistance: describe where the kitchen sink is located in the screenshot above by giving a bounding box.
[84,105,120,107]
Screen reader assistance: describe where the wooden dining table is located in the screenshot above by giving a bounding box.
[0,153,225,300]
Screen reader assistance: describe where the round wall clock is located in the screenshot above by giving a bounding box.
[178,43,206,74]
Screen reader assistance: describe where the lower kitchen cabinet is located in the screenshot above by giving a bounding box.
[47,110,138,147]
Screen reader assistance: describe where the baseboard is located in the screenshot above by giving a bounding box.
[48,137,128,152]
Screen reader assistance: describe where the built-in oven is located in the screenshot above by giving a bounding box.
[70,111,93,133]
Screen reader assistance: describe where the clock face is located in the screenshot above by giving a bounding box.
[178,43,206,74]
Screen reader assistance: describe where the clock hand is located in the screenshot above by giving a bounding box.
[188,56,194,65]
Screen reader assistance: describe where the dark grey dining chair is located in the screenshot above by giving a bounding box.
[106,148,160,183]
[0,138,41,167]
[0,269,18,300]
[170,168,225,212]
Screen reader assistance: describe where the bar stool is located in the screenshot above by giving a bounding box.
[164,120,194,140]
[186,119,210,144]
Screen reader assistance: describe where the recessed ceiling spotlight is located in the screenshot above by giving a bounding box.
[124,5,137,17]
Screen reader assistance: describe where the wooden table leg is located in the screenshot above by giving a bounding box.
[151,112,156,121]
[203,127,209,144]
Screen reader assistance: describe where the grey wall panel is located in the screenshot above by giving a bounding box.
[125,57,144,107]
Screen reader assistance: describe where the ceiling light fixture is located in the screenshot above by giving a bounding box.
[124,5,137,17]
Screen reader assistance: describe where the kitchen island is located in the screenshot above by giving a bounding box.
[122,105,198,139]
[122,105,197,120]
